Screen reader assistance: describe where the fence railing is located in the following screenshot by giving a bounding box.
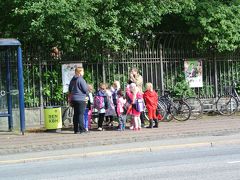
[19,33,240,108]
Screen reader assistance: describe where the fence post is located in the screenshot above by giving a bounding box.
[39,61,44,125]
[159,44,164,95]
[214,52,218,98]
[102,62,106,83]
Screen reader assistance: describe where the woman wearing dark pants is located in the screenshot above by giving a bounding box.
[72,101,86,133]
[68,67,88,134]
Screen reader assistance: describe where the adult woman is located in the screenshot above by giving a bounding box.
[129,67,143,92]
[129,67,145,127]
[69,67,88,134]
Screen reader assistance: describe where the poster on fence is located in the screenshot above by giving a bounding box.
[62,63,82,93]
[184,59,203,88]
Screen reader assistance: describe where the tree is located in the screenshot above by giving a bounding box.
[182,0,240,52]
[1,0,240,52]
[0,0,195,52]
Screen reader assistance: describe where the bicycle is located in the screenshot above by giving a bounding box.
[184,96,203,119]
[142,101,166,123]
[158,90,192,121]
[62,105,74,127]
[216,81,239,115]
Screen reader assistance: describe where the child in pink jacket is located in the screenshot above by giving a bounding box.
[116,90,126,131]
[126,83,143,130]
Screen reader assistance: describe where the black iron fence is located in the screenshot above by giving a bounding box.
[18,33,240,108]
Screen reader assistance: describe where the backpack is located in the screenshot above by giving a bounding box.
[94,96,105,110]
[135,99,145,112]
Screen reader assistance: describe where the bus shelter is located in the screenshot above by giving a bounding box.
[0,39,25,135]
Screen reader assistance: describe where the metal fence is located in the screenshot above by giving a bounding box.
[19,33,240,108]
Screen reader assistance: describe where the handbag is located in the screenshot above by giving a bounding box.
[67,93,74,107]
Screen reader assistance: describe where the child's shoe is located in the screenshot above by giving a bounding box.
[97,127,103,131]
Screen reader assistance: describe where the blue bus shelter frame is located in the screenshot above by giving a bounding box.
[0,39,25,135]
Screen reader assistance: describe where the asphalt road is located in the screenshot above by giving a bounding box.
[1,139,240,180]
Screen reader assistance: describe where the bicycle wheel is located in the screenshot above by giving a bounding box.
[185,97,203,119]
[158,99,173,122]
[216,95,238,115]
[143,102,166,121]
[156,101,167,121]
[62,106,74,127]
[170,100,191,121]
[143,108,149,122]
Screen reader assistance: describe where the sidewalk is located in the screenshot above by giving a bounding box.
[0,115,240,155]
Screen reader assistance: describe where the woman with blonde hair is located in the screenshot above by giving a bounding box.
[68,67,88,134]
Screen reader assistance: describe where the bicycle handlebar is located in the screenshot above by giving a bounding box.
[0,90,19,97]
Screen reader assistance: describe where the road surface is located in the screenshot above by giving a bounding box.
[1,135,240,180]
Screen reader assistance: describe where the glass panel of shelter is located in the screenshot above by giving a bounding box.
[0,50,19,114]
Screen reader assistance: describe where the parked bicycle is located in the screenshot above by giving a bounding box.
[62,106,74,127]
[142,101,166,124]
[158,90,192,121]
[143,90,195,122]
[216,81,239,115]
[184,96,203,119]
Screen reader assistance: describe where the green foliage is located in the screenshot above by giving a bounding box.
[23,65,40,106]
[2,0,240,53]
[23,64,64,105]
[200,83,214,97]
[0,0,195,52]
[84,70,93,85]
[42,69,64,103]
[24,87,39,106]
[182,0,240,52]
[169,73,196,98]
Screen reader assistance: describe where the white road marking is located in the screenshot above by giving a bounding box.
[227,161,240,164]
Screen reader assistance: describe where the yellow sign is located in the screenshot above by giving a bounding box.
[44,107,62,129]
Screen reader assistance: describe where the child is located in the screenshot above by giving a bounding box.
[84,95,90,132]
[88,84,94,130]
[94,83,108,131]
[143,83,158,128]
[111,80,121,110]
[84,84,94,131]
[105,85,117,127]
[126,83,143,130]
[116,90,127,131]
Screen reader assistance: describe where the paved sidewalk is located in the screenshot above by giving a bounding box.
[0,115,239,155]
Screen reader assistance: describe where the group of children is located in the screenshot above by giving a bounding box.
[83,80,159,131]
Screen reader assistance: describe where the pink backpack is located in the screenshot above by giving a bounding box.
[94,96,105,110]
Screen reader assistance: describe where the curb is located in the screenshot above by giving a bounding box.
[1,128,240,156]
